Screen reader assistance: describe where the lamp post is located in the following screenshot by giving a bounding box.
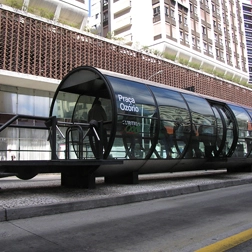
[147,70,164,80]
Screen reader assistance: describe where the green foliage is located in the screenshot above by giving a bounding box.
[28,6,54,20]
[162,52,176,61]
[40,9,54,20]
[113,36,125,42]
[188,62,201,70]
[201,67,213,75]
[60,20,79,28]
[5,0,23,9]
[178,58,189,66]
[153,49,162,57]
[240,80,249,86]
[106,31,124,42]
[106,31,113,39]
[232,77,240,84]
[213,70,225,78]
[223,74,233,81]
[141,46,150,53]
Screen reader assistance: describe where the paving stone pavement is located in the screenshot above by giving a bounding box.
[0,170,252,221]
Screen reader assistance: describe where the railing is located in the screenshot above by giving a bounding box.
[0,115,102,161]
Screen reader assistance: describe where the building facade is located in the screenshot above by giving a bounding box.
[243,0,252,83]
[0,0,88,29]
[89,0,248,84]
[1,4,252,161]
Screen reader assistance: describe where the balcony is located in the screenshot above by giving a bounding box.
[123,34,133,46]
[113,0,131,15]
[114,15,132,32]
[1,0,88,29]
[176,0,189,8]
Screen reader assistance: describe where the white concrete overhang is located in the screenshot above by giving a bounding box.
[0,70,60,92]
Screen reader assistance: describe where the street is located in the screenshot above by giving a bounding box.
[0,184,252,252]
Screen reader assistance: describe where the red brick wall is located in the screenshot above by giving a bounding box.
[1,8,252,106]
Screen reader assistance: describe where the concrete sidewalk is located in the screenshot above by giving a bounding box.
[0,170,252,222]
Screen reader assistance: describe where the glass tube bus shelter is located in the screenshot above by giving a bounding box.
[49,66,252,183]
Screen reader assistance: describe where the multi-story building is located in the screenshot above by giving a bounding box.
[1,1,252,162]
[0,0,88,29]
[89,0,249,84]
[243,0,252,83]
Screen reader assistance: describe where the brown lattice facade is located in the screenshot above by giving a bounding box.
[1,8,252,107]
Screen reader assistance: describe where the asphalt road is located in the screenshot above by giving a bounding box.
[1,183,252,252]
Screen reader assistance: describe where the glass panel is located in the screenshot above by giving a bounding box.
[244,108,252,157]
[0,87,52,161]
[0,128,18,160]
[182,94,216,158]
[34,90,51,117]
[217,106,234,156]
[0,91,17,114]
[150,87,190,159]
[19,129,50,160]
[211,106,224,156]
[51,91,79,159]
[229,105,252,157]
[73,95,112,159]
[17,89,34,115]
[52,91,79,120]
[107,76,156,159]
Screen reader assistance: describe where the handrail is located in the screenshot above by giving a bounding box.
[0,114,103,160]
[0,114,51,132]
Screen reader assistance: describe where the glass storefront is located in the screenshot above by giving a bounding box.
[0,84,53,160]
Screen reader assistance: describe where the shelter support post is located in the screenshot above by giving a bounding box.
[61,171,96,189]
[104,171,139,185]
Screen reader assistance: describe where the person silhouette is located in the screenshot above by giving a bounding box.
[88,99,107,122]
[88,99,108,154]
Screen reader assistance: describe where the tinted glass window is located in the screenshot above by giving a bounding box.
[182,94,215,125]
[52,91,79,119]
[0,91,17,114]
[229,105,251,131]
[182,94,217,158]
[229,105,252,157]
[244,108,252,156]
[150,86,190,159]
[107,76,156,159]
[106,76,156,116]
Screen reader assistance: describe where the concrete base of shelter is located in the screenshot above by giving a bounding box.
[227,165,252,173]
[105,171,139,185]
[61,172,96,189]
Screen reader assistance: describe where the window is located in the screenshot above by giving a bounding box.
[184,16,188,26]
[203,42,207,52]
[185,33,189,44]
[216,48,219,57]
[153,6,160,16]
[202,25,206,35]
[212,4,215,12]
[192,36,195,46]
[209,45,213,54]
[179,14,182,23]
[180,31,183,40]
[165,5,169,16]
[171,9,175,19]
[103,12,108,21]
[214,33,217,41]
[194,5,197,14]
[190,3,193,12]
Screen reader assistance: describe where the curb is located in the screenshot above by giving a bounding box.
[1,177,252,222]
